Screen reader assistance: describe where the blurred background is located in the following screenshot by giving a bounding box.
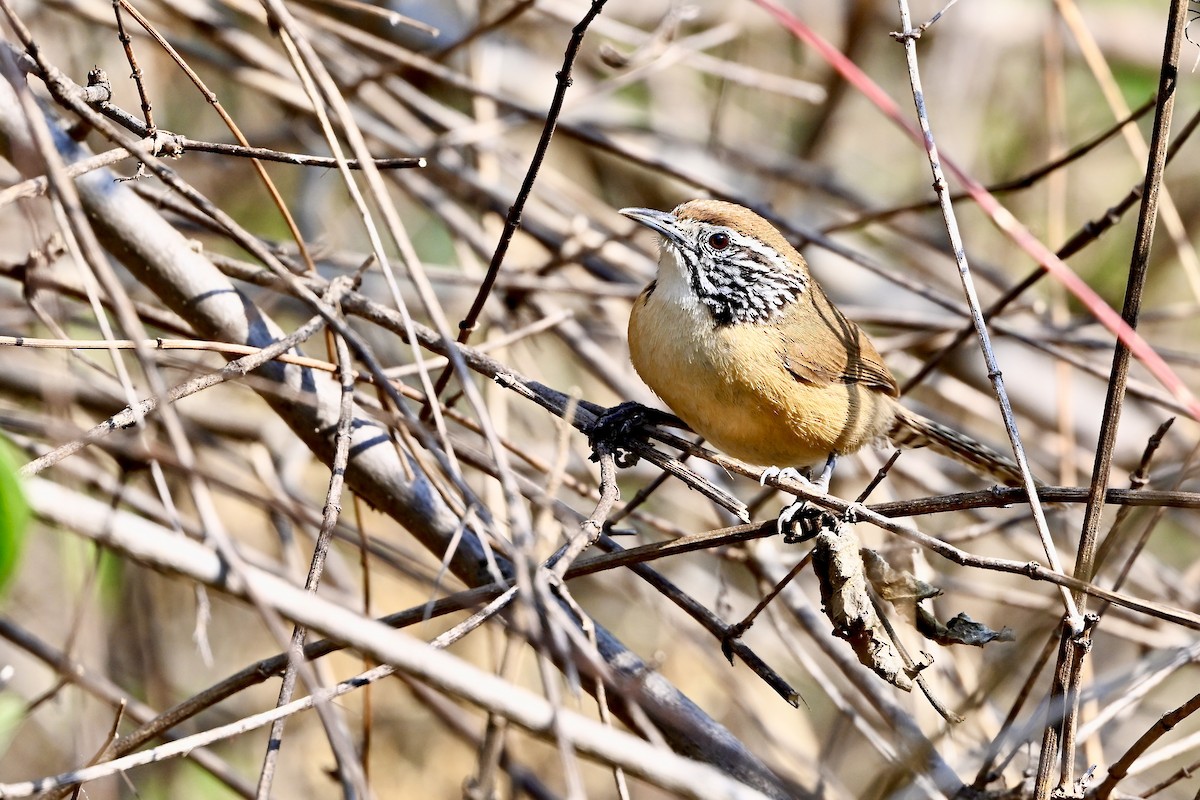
[1,0,1199,798]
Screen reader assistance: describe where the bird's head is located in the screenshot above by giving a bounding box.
[620,200,810,326]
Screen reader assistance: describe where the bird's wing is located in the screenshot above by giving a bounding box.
[779,289,899,397]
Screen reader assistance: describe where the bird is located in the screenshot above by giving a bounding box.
[609,199,1030,520]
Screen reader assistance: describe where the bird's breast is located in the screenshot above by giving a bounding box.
[628,288,895,466]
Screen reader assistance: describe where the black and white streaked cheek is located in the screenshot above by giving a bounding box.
[695,231,808,325]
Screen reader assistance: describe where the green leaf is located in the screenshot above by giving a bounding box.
[0,436,29,595]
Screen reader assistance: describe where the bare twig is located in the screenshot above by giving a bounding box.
[1044,1,1191,793]
[1092,692,1200,800]
[255,312,359,797]
[429,0,609,401]
[890,0,1075,632]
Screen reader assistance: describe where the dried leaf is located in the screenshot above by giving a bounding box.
[916,610,1016,647]
[812,522,912,691]
[861,548,941,602]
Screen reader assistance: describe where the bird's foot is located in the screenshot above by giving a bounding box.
[762,456,839,543]
[777,500,836,543]
[586,401,682,467]
[759,465,812,488]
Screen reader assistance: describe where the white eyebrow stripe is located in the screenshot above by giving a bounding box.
[687,226,808,325]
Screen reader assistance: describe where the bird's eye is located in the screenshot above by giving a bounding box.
[708,232,730,250]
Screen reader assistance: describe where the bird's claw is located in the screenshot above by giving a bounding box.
[763,459,839,542]
[759,466,812,488]
[587,401,677,468]
[761,465,820,539]
[777,499,834,543]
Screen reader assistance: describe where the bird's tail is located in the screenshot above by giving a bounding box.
[888,409,1035,487]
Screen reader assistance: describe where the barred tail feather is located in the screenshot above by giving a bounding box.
[888,410,1033,487]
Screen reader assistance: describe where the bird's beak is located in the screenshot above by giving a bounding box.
[619,207,687,248]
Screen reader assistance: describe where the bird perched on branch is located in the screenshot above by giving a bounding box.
[597,199,1029,526]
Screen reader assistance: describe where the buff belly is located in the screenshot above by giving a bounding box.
[629,291,896,467]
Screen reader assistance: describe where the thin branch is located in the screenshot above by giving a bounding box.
[1051,1,1190,793]
[890,0,1076,630]
[0,618,256,799]
[18,280,354,477]
[821,96,1157,235]
[111,0,154,135]
[255,318,359,798]
[1092,692,1200,800]
[430,0,609,398]
[899,102,1200,395]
